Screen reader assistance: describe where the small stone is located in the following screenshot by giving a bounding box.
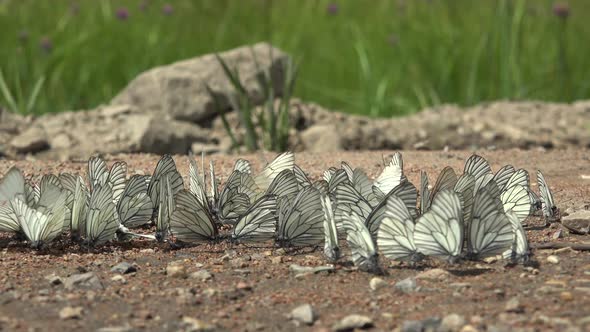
[111,275,127,284]
[439,313,466,332]
[560,291,573,301]
[332,314,373,331]
[483,256,498,264]
[110,262,136,274]
[369,277,387,291]
[504,297,524,313]
[181,316,216,331]
[230,258,249,269]
[236,281,252,291]
[401,318,441,332]
[64,272,104,290]
[460,325,479,332]
[59,306,83,320]
[271,256,283,264]
[289,264,334,276]
[96,326,133,332]
[395,278,417,293]
[289,304,316,326]
[415,268,451,281]
[166,263,187,279]
[45,274,62,286]
[547,255,560,264]
[190,270,213,281]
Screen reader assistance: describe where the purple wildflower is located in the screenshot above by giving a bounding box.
[552,2,570,19]
[40,37,52,53]
[116,7,130,21]
[162,3,173,15]
[326,2,339,15]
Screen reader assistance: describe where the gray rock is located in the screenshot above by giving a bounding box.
[111,42,290,123]
[9,125,49,153]
[562,210,590,234]
[110,262,136,274]
[300,124,343,153]
[289,264,335,276]
[401,317,441,332]
[332,314,373,332]
[438,313,466,332]
[64,272,104,291]
[395,278,417,293]
[289,304,316,326]
[189,270,213,281]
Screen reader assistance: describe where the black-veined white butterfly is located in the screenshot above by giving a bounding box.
[0,167,27,233]
[537,170,559,223]
[503,212,530,264]
[377,195,423,263]
[87,157,127,203]
[276,186,324,247]
[341,211,380,273]
[463,154,493,194]
[414,190,463,263]
[83,184,118,247]
[363,181,418,239]
[500,184,531,224]
[466,186,513,260]
[373,152,406,200]
[11,195,68,250]
[116,175,153,229]
[253,152,294,193]
[170,189,218,244]
[147,155,184,213]
[320,194,340,262]
[492,165,516,191]
[231,195,278,243]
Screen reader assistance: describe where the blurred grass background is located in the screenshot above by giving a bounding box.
[0,0,588,117]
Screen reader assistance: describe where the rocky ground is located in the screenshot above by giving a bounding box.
[0,149,589,332]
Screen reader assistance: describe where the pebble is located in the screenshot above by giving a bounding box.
[560,291,573,301]
[190,270,213,281]
[332,314,373,332]
[96,326,133,332]
[460,325,479,332]
[415,268,451,281]
[395,278,417,293]
[439,313,466,332]
[181,316,216,331]
[289,264,335,276]
[369,277,387,291]
[110,262,137,274]
[483,256,498,264]
[289,304,316,326]
[59,306,83,320]
[236,281,252,291]
[504,297,524,313]
[271,256,283,264]
[547,255,560,264]
[401,317,441,332]
[45,274,63,286]
[166,263,187,279]
[64,272,104,291]
[111,275,127,284]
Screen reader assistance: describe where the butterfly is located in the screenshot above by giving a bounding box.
[340,211,380,273]
[83,184,119,247]
[466,185,514,260]
[373,152,407,200]
[0,167,27,234]
[503,212,530,264]
[414,190,464,263]
[421,166,458,213]
[276,186,324,247]
[87,156,127,203]
[377,195,423,263]
[537,170,559,223]
[463,154,494,195]
[10,183,69,249]
[320,194,340,262]
[231,195,278,243]
[169,189,218,244]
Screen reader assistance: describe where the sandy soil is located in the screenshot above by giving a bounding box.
[0,149,589,332]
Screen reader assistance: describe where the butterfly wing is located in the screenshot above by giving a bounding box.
[420,170,431,214]
[373,152,405,197]
[492,165,516,191]
[502,212,530,263]
[293,165,312,188]
[116,175,152,228]
[84,184,118,246]
[365,181,418,239]
[341,211,379,273]
[265,169,299,198]
[253,152,294,193]
[188,152,208,206]
[277,186,324,247]
[0,167,25,202]
[377,195,421,262]
[464,154,493,193]
[107,161,127,203]
[414,190,463,262]
[500,184,531,224]
[468,188,513,259]
[231,195,278,243]
[321,195,340,262]
[170,190,218,243]
[537,170,557,220]
[87,156,109,191]
[233,158,252,174]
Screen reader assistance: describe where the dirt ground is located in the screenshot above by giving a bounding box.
[0,149,589,332]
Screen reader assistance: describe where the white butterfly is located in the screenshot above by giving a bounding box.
[466,186,513,260]
[320,194,340,262]
[253,152,294,193]
[277,186,324,247]
[373,152,406,198]
[11,183,68,249]
[414,190,463,263]
[500,184,531,224]
[170,189,218,244]
[503,212,530,264]
[341,211,380,273]
[87,156,127,203]
[377,195,423,263]
[231,195,278,243]
[537,170,559,223]
[0,167,27,233]
[83,184,118,247]
[463,154,493,194]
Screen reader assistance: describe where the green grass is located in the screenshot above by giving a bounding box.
[0,0,588,117]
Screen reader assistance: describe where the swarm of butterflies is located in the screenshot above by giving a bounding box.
[0,151,560,273]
